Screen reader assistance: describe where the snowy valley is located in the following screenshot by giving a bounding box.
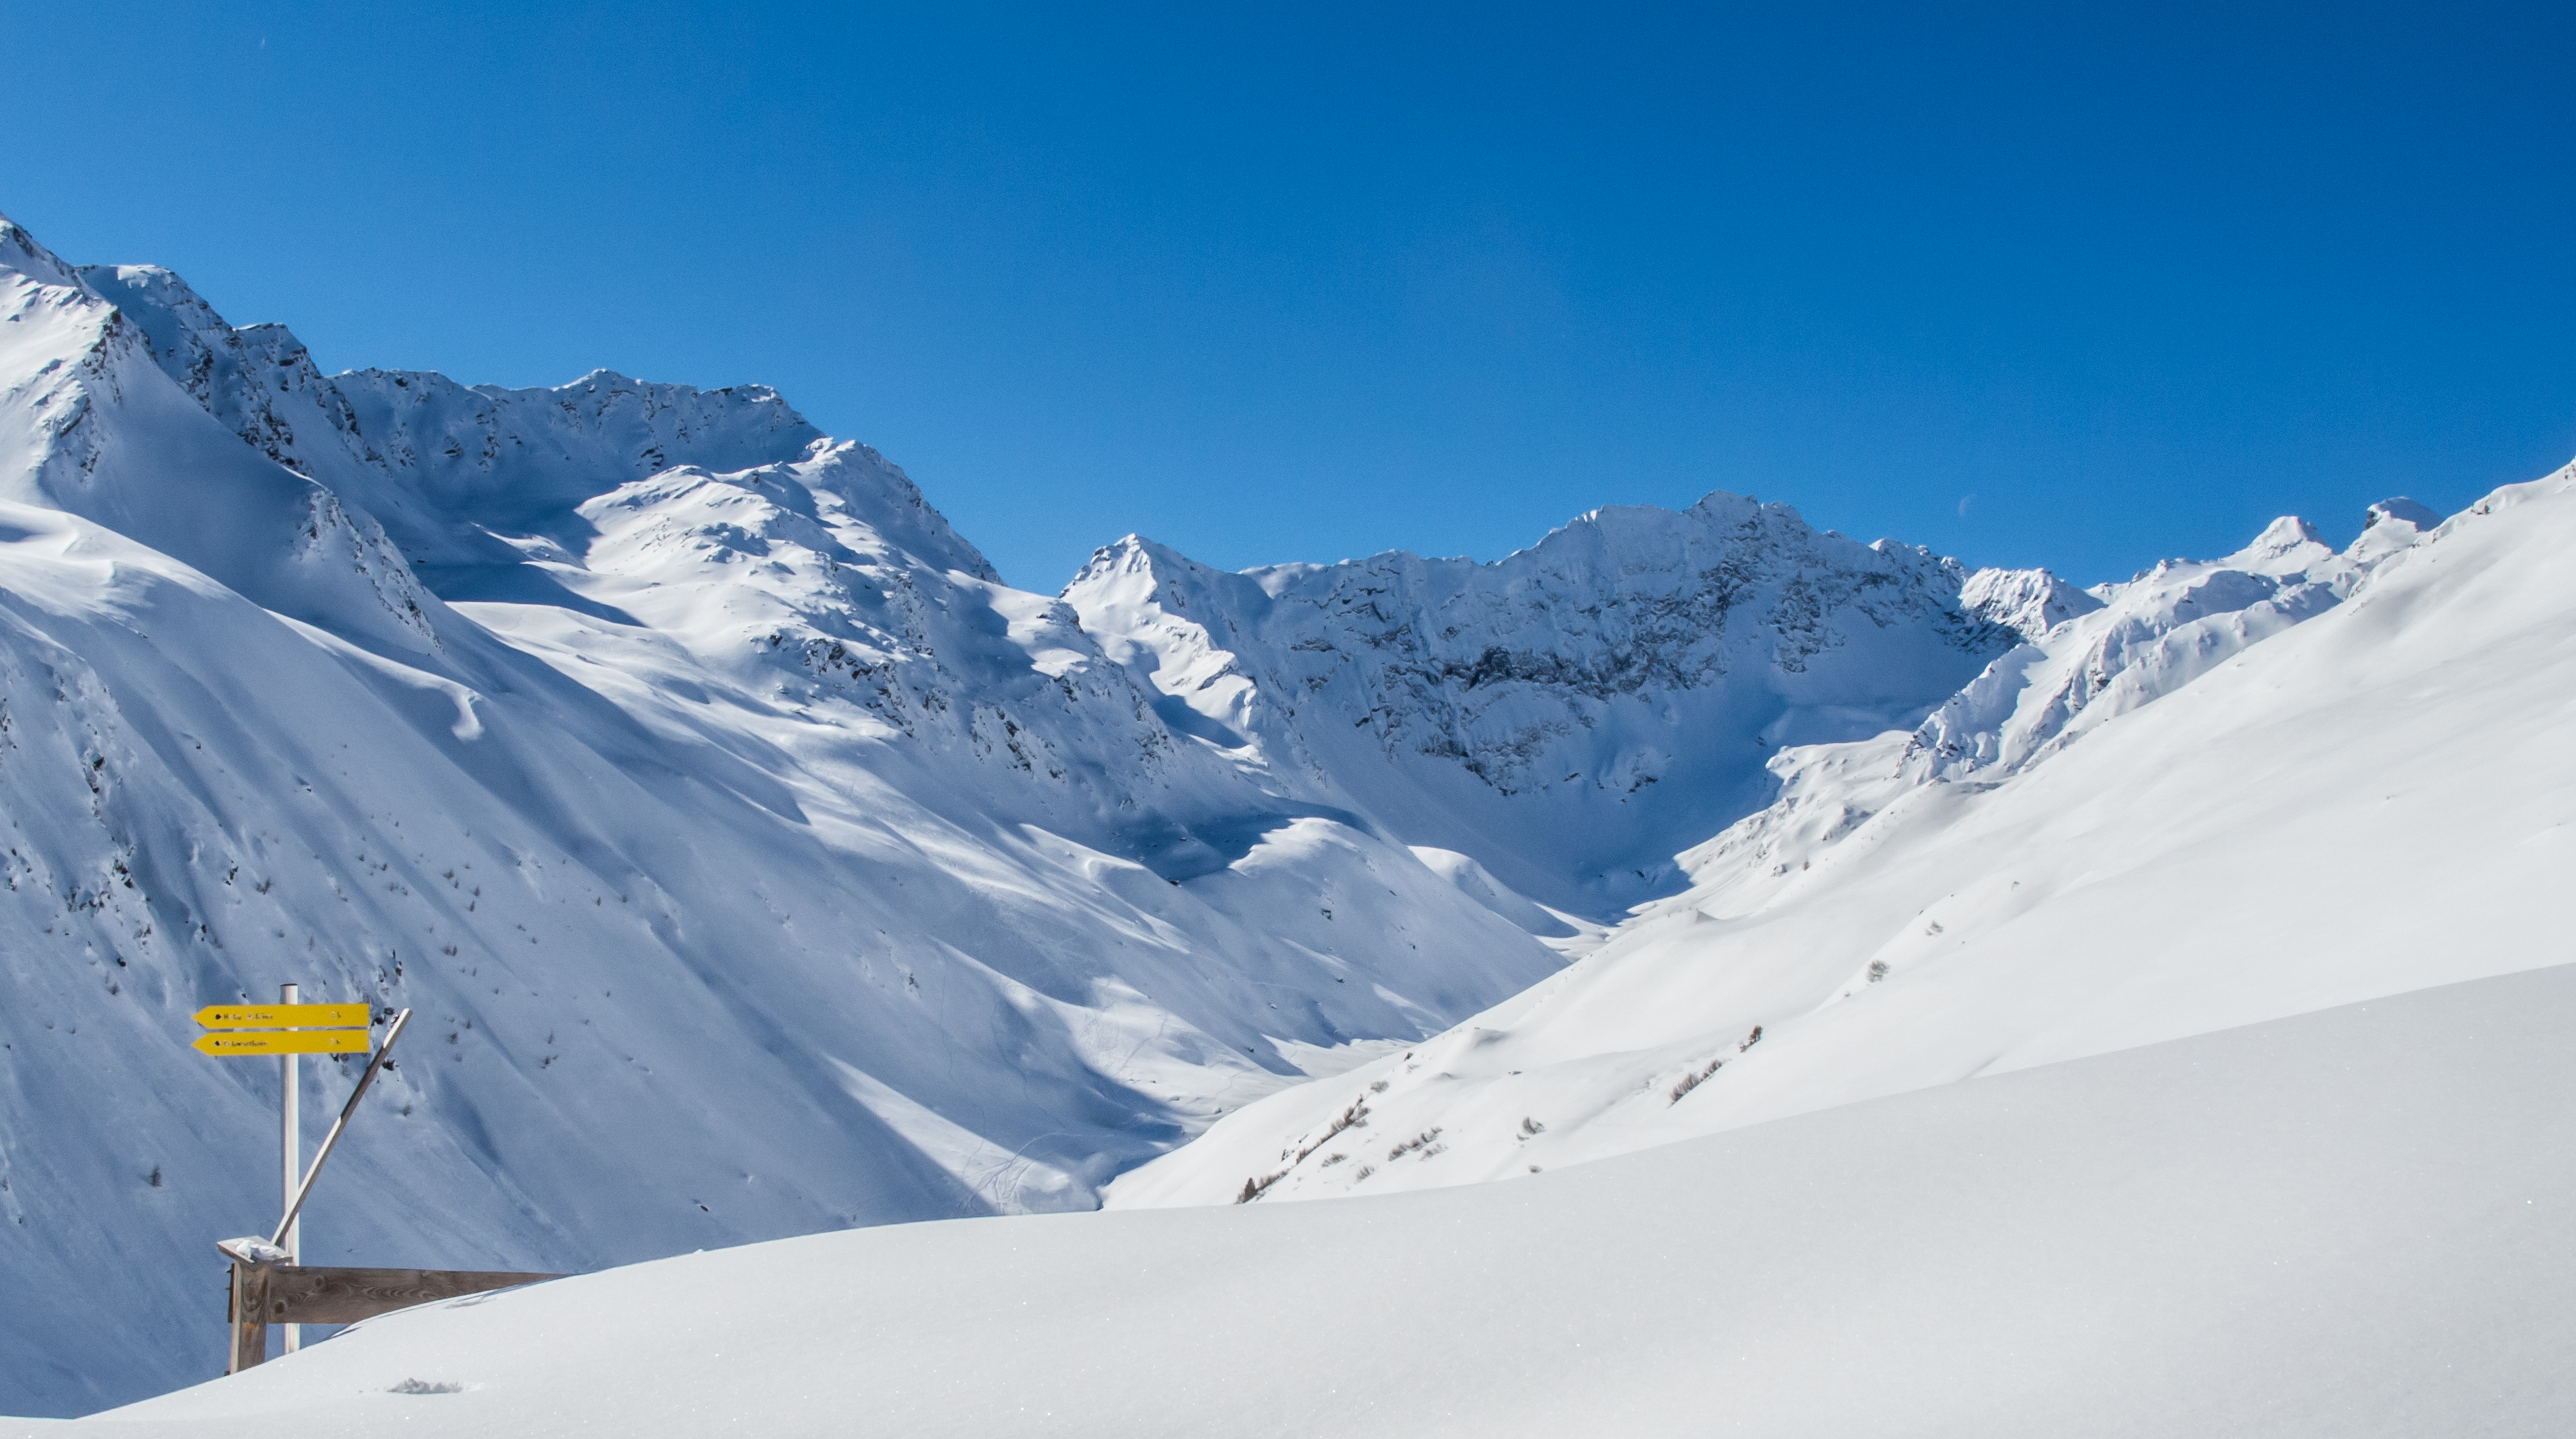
[4,196,2573,1434]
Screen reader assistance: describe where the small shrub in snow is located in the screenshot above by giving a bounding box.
[1387,1127,1443,1161]
[1277,1099,1374,1172]
[1234,1170,1288,1204]
[1671,1027,1764,1103]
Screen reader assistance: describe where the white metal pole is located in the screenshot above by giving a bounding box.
[279,982,299,1355]
[270,1009,410,1249]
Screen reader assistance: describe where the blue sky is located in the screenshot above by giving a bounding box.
[4,2,2570,590]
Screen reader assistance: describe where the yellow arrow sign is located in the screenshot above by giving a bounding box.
[194,1004,372,1030]
[193,1031,372,1057]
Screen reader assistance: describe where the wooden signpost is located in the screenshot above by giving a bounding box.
[193,988,562,1373]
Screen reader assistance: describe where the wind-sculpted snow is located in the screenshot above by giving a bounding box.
[1068,498,2035,913]
[0,213,1569,1415]
[1108,467,2576,1211]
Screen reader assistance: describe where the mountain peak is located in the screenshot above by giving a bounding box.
[0,211,81,290]
[1959,566,2104,641]
[2225,514,2335,575]
[2365,496,2442,532]
[1682,488,1802,525]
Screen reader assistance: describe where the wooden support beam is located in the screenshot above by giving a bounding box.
[261,1264,566,1325]
[222,1262,563,1370]
[227,1262,269,1375]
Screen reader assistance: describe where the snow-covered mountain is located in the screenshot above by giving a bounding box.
[0,208,2100,1415]
[1,215,1572,1414]
[1107,465,2576,1209]
[1064,503,2049,915]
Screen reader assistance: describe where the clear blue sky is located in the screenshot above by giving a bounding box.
[4,2,2570,591]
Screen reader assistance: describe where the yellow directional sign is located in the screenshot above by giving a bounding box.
[194,1031,371,1057]
[194,1004,372,1030]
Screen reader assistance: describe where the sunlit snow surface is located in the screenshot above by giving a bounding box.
[54,965,2576,1438]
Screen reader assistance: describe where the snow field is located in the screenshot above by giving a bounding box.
[62,962,2576,1439]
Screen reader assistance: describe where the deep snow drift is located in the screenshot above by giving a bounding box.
[1110,462,2576,1209]
[0,210,2066,1415]
[49,964,2576,1438]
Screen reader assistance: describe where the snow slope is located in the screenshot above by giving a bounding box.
[49,963,2576,1438]
[1110,464,2576,1208]
[0,213,1573,1415]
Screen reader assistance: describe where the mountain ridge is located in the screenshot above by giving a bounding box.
[1066,491,2067,914]
[1106,458,2572,1210]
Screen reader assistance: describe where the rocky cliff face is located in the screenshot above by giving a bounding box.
[1067,497,2059,913]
